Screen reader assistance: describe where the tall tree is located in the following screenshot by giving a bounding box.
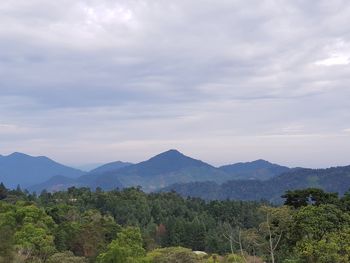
[97,227,145,263]
[259,206,292,263]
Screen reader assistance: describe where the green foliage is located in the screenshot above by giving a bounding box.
[47,251,87,263]
[0,183,7,200]
[225,254,246,263]
[164,165,350,203]
[0,202,56,262]
[144,247,203,263]
[292,206,350,262]
[97,227,145,263]
[3,184,350,262]
[14,222,56,261]
[282,188,339,208]
[0,224,15,263]
[292,204,349,241]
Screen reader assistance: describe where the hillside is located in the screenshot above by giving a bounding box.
[26,150,292,192]
[29,175,77,193]
[162,165,350,203]
[76,150,294,192]
[219,159,290,180]
[0,152,85,188]
[77,149,228,192]
[89,161,133,174]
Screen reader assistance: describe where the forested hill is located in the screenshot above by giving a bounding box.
[162,165,350,202]
[218,159,290,180]
[2,184,350,262]
[29,149,290,192]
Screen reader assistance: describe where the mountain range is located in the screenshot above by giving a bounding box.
[1,150,350,202]
[162,165,350,203]
[27,149,291,192]
[0,152,84,188]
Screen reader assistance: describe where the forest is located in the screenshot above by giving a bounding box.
[1,183,350,263]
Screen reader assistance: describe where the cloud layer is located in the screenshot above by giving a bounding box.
[1,0,350,167]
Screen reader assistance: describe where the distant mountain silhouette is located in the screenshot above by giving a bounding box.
[29,175,76,193]
[219,159,290,180]
[76,149,228,192]
[89,161,133,174]
[0,152,84,188]
[26,150,292,192]
[161,165,350,203]
[74,150,291,192]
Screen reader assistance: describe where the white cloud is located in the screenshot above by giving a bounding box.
[0,0,350,167]
[315,39,350,66]
[315,55,349,66]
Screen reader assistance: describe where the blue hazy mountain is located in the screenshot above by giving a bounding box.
[75,149,227,192]
[89,161,133,174]
[29,175,76,193]
[27,150,292,192]
[75,150,289,192]
[219,159,290,180]
[29,160,130,192]
[0,152,84,188]
[161,165,350,203]
[75,163,104,172]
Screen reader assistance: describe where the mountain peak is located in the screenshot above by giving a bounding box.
[7,152,31,158]
[251,159,272,165]
[148,149,193,163]
[158,149,183,157]
[128,149,213,178]
[250,159,289,168]
[89,161,133,174]
[219,159,290,180]
[0,152,85,189]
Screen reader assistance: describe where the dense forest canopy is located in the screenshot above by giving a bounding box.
[2,183,350,262]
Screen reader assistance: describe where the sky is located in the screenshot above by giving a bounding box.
[0,0,350,168]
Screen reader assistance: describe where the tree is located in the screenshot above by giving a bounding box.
[292,204,350,262]
[144,247,203,263]
[292,204,348,241]
[0,224,14,263]
[70,210,119,258]
[0,183,7,200]
[222,222,245,258]
[282,188,339,209]
[47,251,87,263]
[14,223,56,261]
[97,227,145,263]
[295,228,350,263]
[259,206,292,263]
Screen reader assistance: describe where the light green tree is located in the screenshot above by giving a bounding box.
[293,205,350,262]
[14,223,56,261]
[47,251,87,263]
[97,226,145,263]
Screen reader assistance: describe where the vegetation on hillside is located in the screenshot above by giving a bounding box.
[162,165,350,202]
[1,183,350,262]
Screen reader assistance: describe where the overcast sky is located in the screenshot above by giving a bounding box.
[1,0,350,168]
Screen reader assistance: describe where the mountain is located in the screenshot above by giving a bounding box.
[161,165,350,203]
[219,159,290,180]
[75,163,104,172]
[28,150,291,192]
[89,161,133,174]
[29,161,129,192]
[77,149,228,192]
[0,152,85,188]
[29,175,76,193]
